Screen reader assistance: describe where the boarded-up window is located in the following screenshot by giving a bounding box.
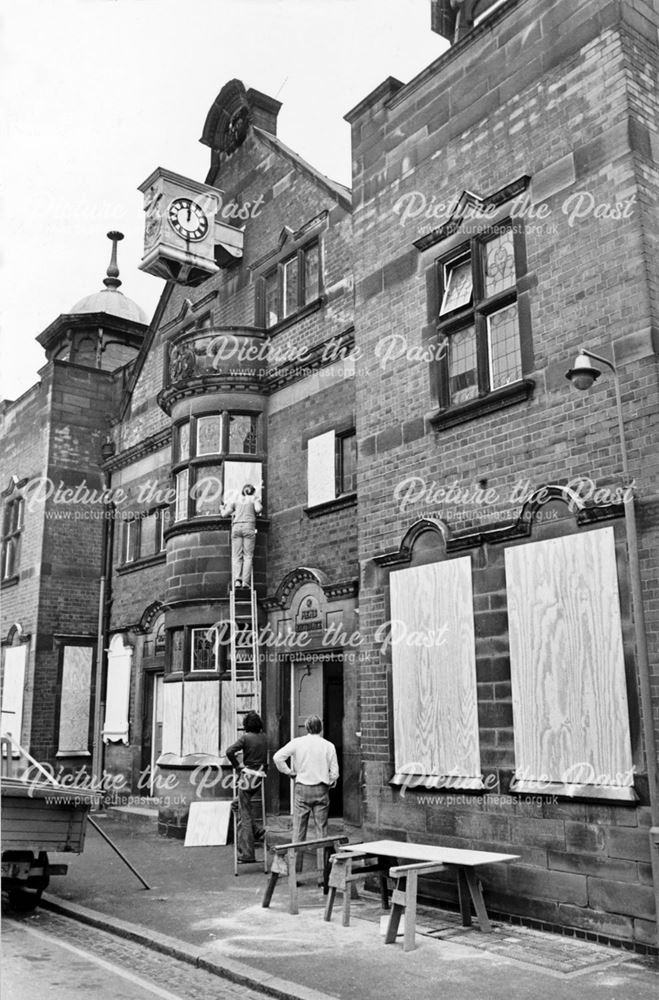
[223,461,262,506]
[58,646,93,754]
[162,681,182,756]
[307,431,336,507]
[182,681,220,756]
[1,644,27,748]
[505,527,634,799]
[389,559,482,788]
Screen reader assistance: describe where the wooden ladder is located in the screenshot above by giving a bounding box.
[228,569,266,874]
[228,568,260,728]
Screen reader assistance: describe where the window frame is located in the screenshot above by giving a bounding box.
[304,426,357,517]
[336,430,357,497]
[257,238,323,330]
[165,625,221,677]
[430,219,534,421]
[122,517,139,565]
[118,506,169,567]
[172,411,261,523]
[1,496,24,583]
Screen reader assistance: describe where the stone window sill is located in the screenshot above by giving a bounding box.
[303,492,357,519]
[117,553,167,575]
[429,379,535,431]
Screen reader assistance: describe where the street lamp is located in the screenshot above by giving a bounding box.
[566,346,659,946]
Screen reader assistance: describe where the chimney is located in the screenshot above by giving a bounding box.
[246,88,282,136]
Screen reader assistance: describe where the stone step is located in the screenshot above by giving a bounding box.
[104,803,159,830]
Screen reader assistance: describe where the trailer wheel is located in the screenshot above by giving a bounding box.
[2,851,49,912]
[6,886,44,911]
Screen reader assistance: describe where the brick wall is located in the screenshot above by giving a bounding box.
[0,377,52,749]
[348,0,659,947]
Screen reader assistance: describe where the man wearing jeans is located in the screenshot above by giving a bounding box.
[225,711,268,863]
[273,715,339,841]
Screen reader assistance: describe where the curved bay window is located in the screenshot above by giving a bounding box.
[172,410,262,522]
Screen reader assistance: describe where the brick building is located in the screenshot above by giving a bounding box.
[1,0,658,952]
[0,238,147,770]
[347,0,659,952]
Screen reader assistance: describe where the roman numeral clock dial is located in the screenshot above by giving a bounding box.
[167,197,209,241]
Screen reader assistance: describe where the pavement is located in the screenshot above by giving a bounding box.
[9,813,659,1000]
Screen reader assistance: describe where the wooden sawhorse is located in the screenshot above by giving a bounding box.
[324,850,391,926]
[384,861,446,952]
[261,835,349,915]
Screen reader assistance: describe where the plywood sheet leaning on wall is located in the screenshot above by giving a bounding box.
[389,558,481,785]
[505,526,634,797]
[184,800,232,847]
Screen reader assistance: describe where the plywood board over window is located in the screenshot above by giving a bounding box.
[389,559,482,789]
[1,644,27,750]
[58,646,93,755]
[161,681,183,757]
[505,526,635,800]
[307,431,335,507]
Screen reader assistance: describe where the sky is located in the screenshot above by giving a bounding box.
[0,0,447,401]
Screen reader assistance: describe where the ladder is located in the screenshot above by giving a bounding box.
[228,570,266,874]
[228,569,261,730]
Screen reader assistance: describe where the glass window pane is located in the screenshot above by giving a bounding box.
[3,538,16,579]
[124,519,137,563]
[440,257,473,315]
[228,414,257,454]
[194,464,223,516]
[449,326,478,405]
[196,414,222,456]
[191,628,216,672]
[304,244,320,304]
[283,257,299,317]
[175,469,189,522]
[178,422,190,462]
[484,229,516,297]
[340,434,356,494]
[488,305,522,389]
[155,623,166,653]
[158,508,168,550]
[265,272,278,328]
[170,629,185,673]
[141,512,157,556]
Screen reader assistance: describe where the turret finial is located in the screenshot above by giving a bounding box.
[104,231,125,290]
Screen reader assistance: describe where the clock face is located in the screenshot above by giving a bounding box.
[167,197,209,242]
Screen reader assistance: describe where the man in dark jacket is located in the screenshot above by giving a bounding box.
[225,711,267,863]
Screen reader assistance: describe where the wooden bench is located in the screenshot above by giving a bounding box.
[329,840,519,948]
[261,834,349,915]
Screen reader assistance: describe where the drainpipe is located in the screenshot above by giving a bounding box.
[91,450,115,792]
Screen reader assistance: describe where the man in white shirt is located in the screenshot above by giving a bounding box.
[273,715,339,841]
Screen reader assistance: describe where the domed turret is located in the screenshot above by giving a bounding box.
[37,232,149,370]
[69,232,148,324]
